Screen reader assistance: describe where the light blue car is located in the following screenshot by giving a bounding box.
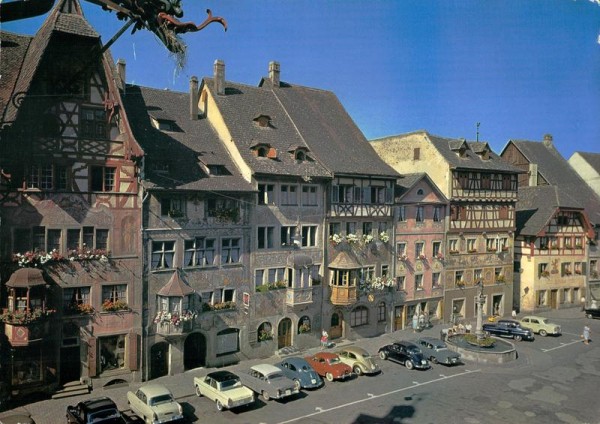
[275,357,323,390]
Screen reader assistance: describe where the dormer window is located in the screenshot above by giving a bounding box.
[295,150,306,161]
[148,109,178,132]
[253,114,272,128]
[207,165,230,176]
[251,143,277,159]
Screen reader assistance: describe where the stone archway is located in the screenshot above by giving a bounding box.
[149,342,169,380]
[184,332,206,370]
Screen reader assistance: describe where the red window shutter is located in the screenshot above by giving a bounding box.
[267,147,277,159]
[127,332,139,371]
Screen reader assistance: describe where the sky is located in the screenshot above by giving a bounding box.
[3,0,600,158]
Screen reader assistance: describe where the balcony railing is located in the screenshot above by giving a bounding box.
[286,287,313,306]
[155,320,193,336]
[330,285,358,306]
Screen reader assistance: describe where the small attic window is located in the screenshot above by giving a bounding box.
[417,189,424,195]
[253,114,272,128]
[257,146,268,157]
[252,144,277,159]
[207,165,231,176]
[151,117,175,132]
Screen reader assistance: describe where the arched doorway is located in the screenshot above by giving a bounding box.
[330,311,342,339]
[149,342,169,380]
[184,332,206,370]
[277,318,292,349]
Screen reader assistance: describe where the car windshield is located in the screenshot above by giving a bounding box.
[540,318,549,324]
[407,347,421,354]
[89,410,120,421]
[328,357,341,365]
[220,379,242,390]
[149,394,173,406]
[300,365,310,372]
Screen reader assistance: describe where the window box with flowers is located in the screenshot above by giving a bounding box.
[362,234,374,245]
[12,250,65,268]
[101,299,129,312]
[456,280,465,288]
[418,254,427,261]
[258,328,273,342]
[449,250,459,255]
[399,254,408,262]
[329,233,343,247]
[563,270,572,276]
[540,270,550,278]
[346,233,359,244]
[67,247,109,263]
[495,275,506,283]
[575,244,583,249]
[298,322,311,334]
[435,252,444,261]
[574,269,582,275]
[0,308,56,325]
[468,249,477,253]
[202,301,236,312]
[213,207,240,223]
[379,232,390,243]
[65,303,95,315]
[154,310,196,331]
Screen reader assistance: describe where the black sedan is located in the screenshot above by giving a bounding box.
[378,341,430,370]
[585,308,600,319]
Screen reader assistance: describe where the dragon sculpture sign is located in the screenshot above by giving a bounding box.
[1,0,227,59]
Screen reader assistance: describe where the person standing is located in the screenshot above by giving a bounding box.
[320,330,329,349]
[583,324,591,345]
[581,296,586,311]
[412,313,419,333]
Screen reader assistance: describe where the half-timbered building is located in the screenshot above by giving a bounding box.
[501,136,600,308]
[371,131,521,323]
[0,0,143,398]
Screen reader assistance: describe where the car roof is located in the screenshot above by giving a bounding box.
[521,315,547,320]
[311,352,338,359]
[396,341,418,348]
[138,383,172,397]
[251,363,281,374]
[206,370,240,382]
[281,356,310,366]
[80,397,118,411]
[337,346,369,355]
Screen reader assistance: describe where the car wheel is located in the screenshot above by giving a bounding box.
[430,356,438,364]
[262,390,270,401]
[539,329,547,337]
[216,400,224,411]
[353,365,363,376]
[514,335,523,341]
[294,379,301,391]
[195,385,202,397]
[405,360,414,370]
[379,351,388,360]
[587,313,593,319]
[325,372,334,382]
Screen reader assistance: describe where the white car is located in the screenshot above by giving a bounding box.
[127,383,183,424]
[194,370,255,411]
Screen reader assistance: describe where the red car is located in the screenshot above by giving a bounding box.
[304,352,352,382]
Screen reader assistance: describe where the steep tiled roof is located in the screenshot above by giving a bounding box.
[424,132,522,173]
[0,32,32,122]
[157,270,195,297]
[122,85,255,193]
[516,185,583,236]
[508,140,600,225]
[394,172,447,202]
[203,74,398,179]
[1,0,99,125]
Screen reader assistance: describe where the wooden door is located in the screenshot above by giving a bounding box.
[550,289,558,309]
[278,318,292,349]
[394,306,404,331]
[329,312,342,339]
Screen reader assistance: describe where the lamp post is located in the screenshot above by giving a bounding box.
[475,280,485,341]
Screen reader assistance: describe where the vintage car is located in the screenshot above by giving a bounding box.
[238,364,299,401]
[584,307,600,320]
[275,357,323,390]
[127,383,183,424]
[378,341,431,370]
[66,397,126,424]
[414,337,461,366]
[335,346,380,375]
[483,319,535,341]
[194,370,255,411]
[0,413,36,424]
[520,316,561,336]
[304,352,352,382]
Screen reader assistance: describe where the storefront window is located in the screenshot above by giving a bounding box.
[99,335,126,373]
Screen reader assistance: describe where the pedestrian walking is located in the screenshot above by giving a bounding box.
[418,312,425,329]
[583,325,591,345]
[320,330,329,349]
[412,313,419,333]
[511,309,517,318]
[581,296,586,311]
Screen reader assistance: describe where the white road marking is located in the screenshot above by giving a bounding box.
[276,369,481,424]
[542,339,583,352]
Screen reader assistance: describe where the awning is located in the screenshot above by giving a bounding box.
[157,269,195,297]
[328,251,361,269]
[287,253,313,269]
[6,268,46,288]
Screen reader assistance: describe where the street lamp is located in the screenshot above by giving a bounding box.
[475,280,486,341]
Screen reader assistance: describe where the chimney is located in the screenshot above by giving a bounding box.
[117,59,126,92]
[190,76,199,120]
[528,163,538,186]
[542,133,553,148]
[269,61,280,87]
[214,59,225,95]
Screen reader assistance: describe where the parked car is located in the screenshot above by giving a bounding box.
[194,370,255,411]
[275,357,323,390]
[584,307,600,319]
[378,341,431,370]
[66,397,126,424]
[0,413,36,424]
[335,346,380,375]
[238,364,299,401]
[414,337,461,366]
[304,352,352,382]
[520,316,561,336]
[127,383,183,424]
[482,319,535,341]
